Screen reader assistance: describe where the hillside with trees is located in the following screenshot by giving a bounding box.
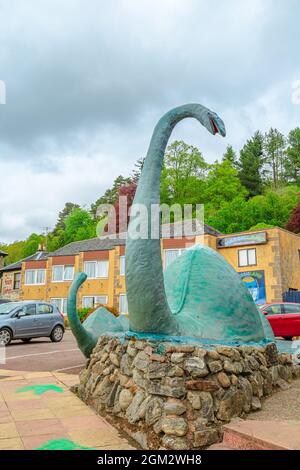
[1,126,300,266]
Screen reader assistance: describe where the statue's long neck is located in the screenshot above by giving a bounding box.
[126,104,214,335]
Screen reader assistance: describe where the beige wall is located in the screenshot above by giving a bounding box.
[1,270,21,301]
[278,229,300,293]
[19,228,300,309]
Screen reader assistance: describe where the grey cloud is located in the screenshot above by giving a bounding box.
[0,0,299,241]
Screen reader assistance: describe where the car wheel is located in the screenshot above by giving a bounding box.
[21,338,32,343]
[0,328,12,346]
[284,336,293,341]
[50,325,64,342]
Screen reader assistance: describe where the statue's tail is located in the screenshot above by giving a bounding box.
[67,272,97,358]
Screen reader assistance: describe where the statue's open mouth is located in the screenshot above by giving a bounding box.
[210,117,221,135]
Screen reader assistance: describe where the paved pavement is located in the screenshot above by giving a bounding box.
[248,377,300,421]
[2,330,86,374]
[0,369,135,450]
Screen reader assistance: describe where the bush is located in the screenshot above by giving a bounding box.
[77,308,93,323]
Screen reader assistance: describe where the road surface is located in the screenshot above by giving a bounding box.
[1,329,85,374]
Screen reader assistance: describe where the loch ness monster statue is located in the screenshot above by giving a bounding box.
[67,103,274,358]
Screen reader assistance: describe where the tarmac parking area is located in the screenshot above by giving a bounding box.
[1,330,85,374]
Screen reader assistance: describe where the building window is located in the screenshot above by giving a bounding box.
[119,294,128,315]
[120,256,125,276]
[238,248,257,267]
[52,265,74,282]
[13,272,21,290]
[51,298,67,314]
[84,260,109,279]
[82,296,108,309]
[25,269,46,285]
[163,249,185,270]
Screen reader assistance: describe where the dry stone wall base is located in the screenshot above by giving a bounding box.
[76,336,300,450]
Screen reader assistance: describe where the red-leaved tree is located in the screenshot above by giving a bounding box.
[286,202,300,233]
[104,182,137,234]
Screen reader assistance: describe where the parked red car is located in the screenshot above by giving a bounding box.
[259,302,300,340]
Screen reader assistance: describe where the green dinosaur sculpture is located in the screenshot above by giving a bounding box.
[126,104,226,335]
[125,103,271,343]
[68,103,273,358]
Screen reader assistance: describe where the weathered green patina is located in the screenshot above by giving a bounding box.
[126,103,226,335]
[164,245,274,342]
[68,103,273,358]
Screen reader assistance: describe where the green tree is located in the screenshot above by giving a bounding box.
[0,240,26,265]
[91,175,132,218]
[22,233,45,258]
[238,131,264,197]
[52,202,80,235]
[160,140,208,206]
[204,159,248,212]
[207,187,298,234]
[63,208,96,244]
[131,157,145,183]
[222,145,237,166]
[284,128,300,184]
[206,197,250,233]
[263,128,286,188]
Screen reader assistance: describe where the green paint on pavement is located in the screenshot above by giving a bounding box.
[16,384,64,395]
[36,438,94,450]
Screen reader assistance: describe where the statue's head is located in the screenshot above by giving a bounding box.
[204,110,226,137]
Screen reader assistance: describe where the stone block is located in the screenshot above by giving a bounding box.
[193,428,219,447]
[164,400,186,416]
[161,417,188,437]
[184,357,209,378]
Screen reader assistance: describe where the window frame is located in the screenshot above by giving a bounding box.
[163,248,185,270]
[52,264,74,282]
[24,268,46,285]
[82,295,108,309]
[238,248,257,268]
[120,256,125,276]
[83,260,109,279]
[13,272,21,290]
[119,293,128,315]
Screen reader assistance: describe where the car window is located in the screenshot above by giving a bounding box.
[23,304,36,316]
[37,304,53,315]
[264,304,282,315]
[284,304,300,314]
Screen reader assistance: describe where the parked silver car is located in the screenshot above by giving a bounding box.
[0,301,65,346]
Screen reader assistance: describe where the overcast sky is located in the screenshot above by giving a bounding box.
[0,0,299,243]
